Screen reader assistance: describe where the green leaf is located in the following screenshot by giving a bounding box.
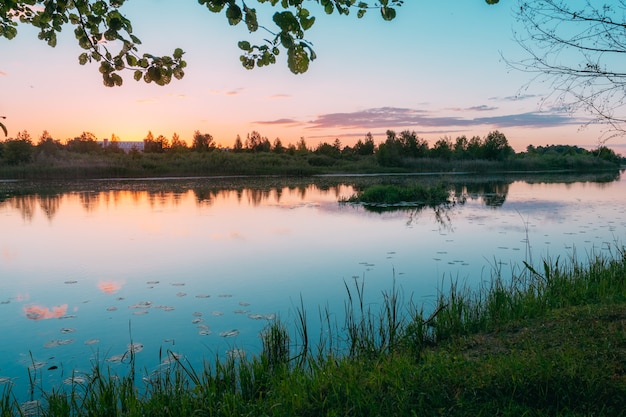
[287,44,309,74]
[244,6,258,32]
[125,53,137,66]
[238,40,251,51]
[78,52,89,65]
[173,68,185,80]
[0,122,7,137]
[173,48,184,60]
[226,3,242,25]
[133,70,142,81]
[240,55,255,70]
[380,6,396,21]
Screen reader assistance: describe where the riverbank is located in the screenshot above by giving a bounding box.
[0,148,623,180]
[3,245,626,416]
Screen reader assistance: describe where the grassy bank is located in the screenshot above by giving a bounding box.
[0,149,622,180]
[2,245,626,416]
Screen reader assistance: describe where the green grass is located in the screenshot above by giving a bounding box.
[3,247,626,416]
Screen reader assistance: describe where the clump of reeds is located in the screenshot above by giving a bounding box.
[342,182,451,206]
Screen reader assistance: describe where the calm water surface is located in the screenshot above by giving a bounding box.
[1,173,625,398]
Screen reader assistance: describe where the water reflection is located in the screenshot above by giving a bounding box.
[0,172,620,223]
[97,280,125,294]
[1,171,625,402]
[23,303,68,320]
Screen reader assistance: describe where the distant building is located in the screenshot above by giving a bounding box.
[98,138,145,153]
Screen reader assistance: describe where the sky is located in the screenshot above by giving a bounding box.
[1,0,623,153]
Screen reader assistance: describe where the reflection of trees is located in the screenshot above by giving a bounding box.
[452,182,510,208]
[78,191,100,212]
[361,198,463,230]
[39,194,61,220]
[10,195,37,222]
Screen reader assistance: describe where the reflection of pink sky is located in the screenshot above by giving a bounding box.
[15,293,30,302]
[2,246,19,263]
[98,280,125,294]
[23,304,68,320]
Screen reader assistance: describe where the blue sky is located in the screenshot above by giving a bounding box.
[0,0,619,152]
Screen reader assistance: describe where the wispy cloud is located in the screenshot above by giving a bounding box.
[493,94,541,102]
[301,106,580,131]
[208,88,246,96]
[0,71,7,77]
[136,97,158,104]
[253,118,302,126]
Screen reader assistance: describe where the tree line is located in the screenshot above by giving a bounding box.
[0,128,622,168]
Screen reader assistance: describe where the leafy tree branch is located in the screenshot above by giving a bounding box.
[2,0,498,87]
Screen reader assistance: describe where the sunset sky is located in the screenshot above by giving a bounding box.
[1,0,623,153]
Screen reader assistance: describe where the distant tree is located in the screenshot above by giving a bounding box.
[376,130,403,166]
[169,132,188,152]
[233,135,244,152]
[66,131,101,153]
[296,137,309,154]
[36,130,62,155]
[354,132,376,156]
[3,130,34,165]
[245,131,270,152]
[431,137,453,160]
[398,130,429,158]
[315,141,340,158]
[333,138,342,153]
[466,135,484,159]
[272,137,285,154]
[453,135,469,159]
[482,130,513,161]
[192,131,215,152]
[156,134,169,152]
[144,131,163,153]
[103,133,123,154]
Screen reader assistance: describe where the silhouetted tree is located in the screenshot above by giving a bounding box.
[36,130,62,155]
[169,132,188,153]
[296,137,309,154]
[466,135,483,159]
[354,132,376,156]
[233,135,244,152]
[453,135,468,159]
[3,130,34,165]
[66,132,102,154]
[482,130,513,161]
[431,137,453,160]
[272,137,284,153]
[192,131,215,152]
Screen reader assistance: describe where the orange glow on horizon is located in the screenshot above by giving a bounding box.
[23,303,68,320]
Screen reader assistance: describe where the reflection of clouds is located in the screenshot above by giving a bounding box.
[98,280,125,294]
[23,304,68,320]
